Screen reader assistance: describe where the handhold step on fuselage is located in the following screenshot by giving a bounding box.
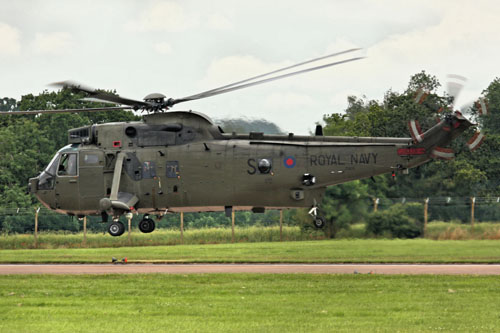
[102,152,139,212]
[99,192,139,212]
[111,192,139,211]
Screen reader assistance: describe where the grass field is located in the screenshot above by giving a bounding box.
[1,239,500,263]
[1,274,499,332]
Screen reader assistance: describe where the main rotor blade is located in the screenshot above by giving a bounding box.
[50,80,151,108]
[0,106,132,115]
[80,97,119,104]
[189,48,361,98]
[171,56,364,105]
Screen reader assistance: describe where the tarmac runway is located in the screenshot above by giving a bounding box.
[1,264,500,275]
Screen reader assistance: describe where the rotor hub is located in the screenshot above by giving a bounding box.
[143,93,166,102]
[143,93,168,112]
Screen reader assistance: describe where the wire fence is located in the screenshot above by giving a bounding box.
[0,197,499,248]
[0,206,293,243]
[1,196,499,236]
[376,197,500,226]
[372,197,500,206]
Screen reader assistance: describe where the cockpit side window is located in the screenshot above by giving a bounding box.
[58,153,78,176]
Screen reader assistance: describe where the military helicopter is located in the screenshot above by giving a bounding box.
[0,48,486,236]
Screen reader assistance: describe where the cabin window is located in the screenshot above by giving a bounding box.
[123,153,142,181]
[166,161,180,178]
[58,153,78,176]
[142,161,156,179]
[84,153,99,164]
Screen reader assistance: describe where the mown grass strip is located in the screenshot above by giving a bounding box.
[1,274,499,332]
[1,239,500,263]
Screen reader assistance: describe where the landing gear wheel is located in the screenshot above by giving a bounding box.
[139,218,155,233]
[313,216,326,229]
[108,221,125,237]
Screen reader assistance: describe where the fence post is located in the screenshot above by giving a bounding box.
[279,210,283,242]
[424,198,429,237]
[231,211,235,243]
[373,198,379,212]
[180,212,184,244]
[34,207,40,248]
[471,197,475,232]
[126,213,133,246]
[83,216,87,246]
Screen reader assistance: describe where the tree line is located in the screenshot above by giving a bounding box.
[0,72,499,236]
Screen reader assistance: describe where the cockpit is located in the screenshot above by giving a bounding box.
[38,144,79,190]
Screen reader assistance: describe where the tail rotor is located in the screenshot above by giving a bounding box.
[410,74,489,159]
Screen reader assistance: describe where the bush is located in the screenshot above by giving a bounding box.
[1,215,35,234]
[366,204,422,238]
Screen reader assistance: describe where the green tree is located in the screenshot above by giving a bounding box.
[0,88,140,231]
[322,71,499,224]
[320,180,370,237]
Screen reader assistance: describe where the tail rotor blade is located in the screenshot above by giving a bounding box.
[431,147,455,160]
[414,88,429,104]
[446,74,467,108]
[476,97,489,116]
[465,97,489,152]
[467,131,485,151]
[408,120,425,143]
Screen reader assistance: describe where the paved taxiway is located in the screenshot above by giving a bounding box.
[1,264,500,275]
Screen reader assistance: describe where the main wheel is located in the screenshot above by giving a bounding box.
[108,221,125,237]
[139,218,155,233]
[313,216,326,229]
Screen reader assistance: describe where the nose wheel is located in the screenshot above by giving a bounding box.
[138,215,155,233]
[108,221,125,237]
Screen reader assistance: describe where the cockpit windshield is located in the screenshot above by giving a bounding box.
[38,154,59,190]
[38,145,77,190]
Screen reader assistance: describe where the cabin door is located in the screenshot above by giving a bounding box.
[78,151,105,211]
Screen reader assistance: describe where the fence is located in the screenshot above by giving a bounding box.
[371,196,500,234]
[0,207,289,248]
[1,196,500,247]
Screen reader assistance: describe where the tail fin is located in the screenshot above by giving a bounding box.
[408,111,473,160]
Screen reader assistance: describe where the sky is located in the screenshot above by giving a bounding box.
[0,0,499,134]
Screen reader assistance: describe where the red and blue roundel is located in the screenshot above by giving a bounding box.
[283,156,296,168]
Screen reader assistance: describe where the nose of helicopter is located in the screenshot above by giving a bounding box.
[29,176,55,210]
